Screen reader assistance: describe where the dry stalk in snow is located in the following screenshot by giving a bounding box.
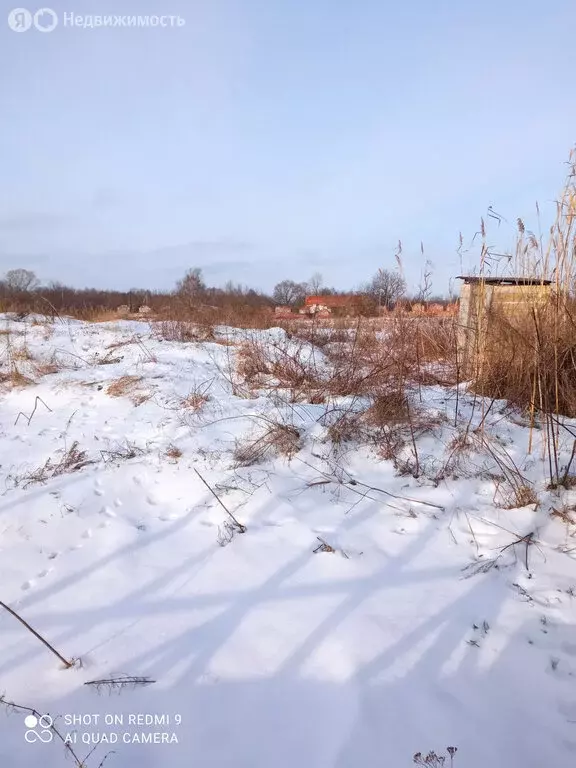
[84,675,155,693]
[14,395,53,426]
[0,600,74,668]
[22,441,93,487]
[194,468,246,534]
[234,422,302,466]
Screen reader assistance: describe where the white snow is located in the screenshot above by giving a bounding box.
[1,314,576,768]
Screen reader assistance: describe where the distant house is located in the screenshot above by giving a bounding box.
[303,295,368,317]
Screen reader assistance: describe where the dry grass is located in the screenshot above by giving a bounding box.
[106,375,151,405]
[21,442,93,487]
[550,504,576,525]
[33,361,62,378]
[181,391,210,410]
[234,422,302,466]
[472,303,576,417]
[9,344,33,361]
[80,309,128,323]
[156,320,215,343]
[165,444,183,461]
[496,481,538,510]
[107,375,143,397]
[0,369,35,389]
[366,390,410,426]
[458,149,576,485]
[237,337,326,401]
[237,328,403,403]
[326,413,365,446]
[99,439,146,463]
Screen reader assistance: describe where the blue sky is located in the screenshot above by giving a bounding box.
[1,0,575,295]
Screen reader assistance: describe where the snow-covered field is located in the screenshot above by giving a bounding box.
[1,315,576,768]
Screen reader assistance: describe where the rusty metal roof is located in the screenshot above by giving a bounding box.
[456,276,552,286]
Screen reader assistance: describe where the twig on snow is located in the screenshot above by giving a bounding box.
[14,396,52,426]
[194,468,246,533]
[0,600,74,668]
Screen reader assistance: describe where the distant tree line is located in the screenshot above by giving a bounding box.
[0,265,451,318]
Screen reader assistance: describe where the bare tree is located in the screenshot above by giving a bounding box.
[176,268,206,302]
[415,260,434,307]
[4,268,39,293]
[272,279,307,307]
[367,268,406,310]
[307,272,323,295]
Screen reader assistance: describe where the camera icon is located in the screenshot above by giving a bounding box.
[24,714,54,743]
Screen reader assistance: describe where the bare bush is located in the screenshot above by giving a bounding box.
[156,320,215,343]
[234,422,302,466]
[21,442,93,487]
[100,439,145,463]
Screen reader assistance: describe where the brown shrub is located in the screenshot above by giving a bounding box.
[156,320,215,343]
[106,375,151,405]
[0,370,35,388]
[22,442,93,487]
[165,444,183,461]
[366,390,410,426]
[107,375,143,397]
[234,423,302,466]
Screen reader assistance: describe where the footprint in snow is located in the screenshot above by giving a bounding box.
[21,580,35,590]
[46,551,59,560]
[37,568,52,579]
[159,513,179,522]
[100,506,117,518]
[547,657,575,681]
[82,528,93,539]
